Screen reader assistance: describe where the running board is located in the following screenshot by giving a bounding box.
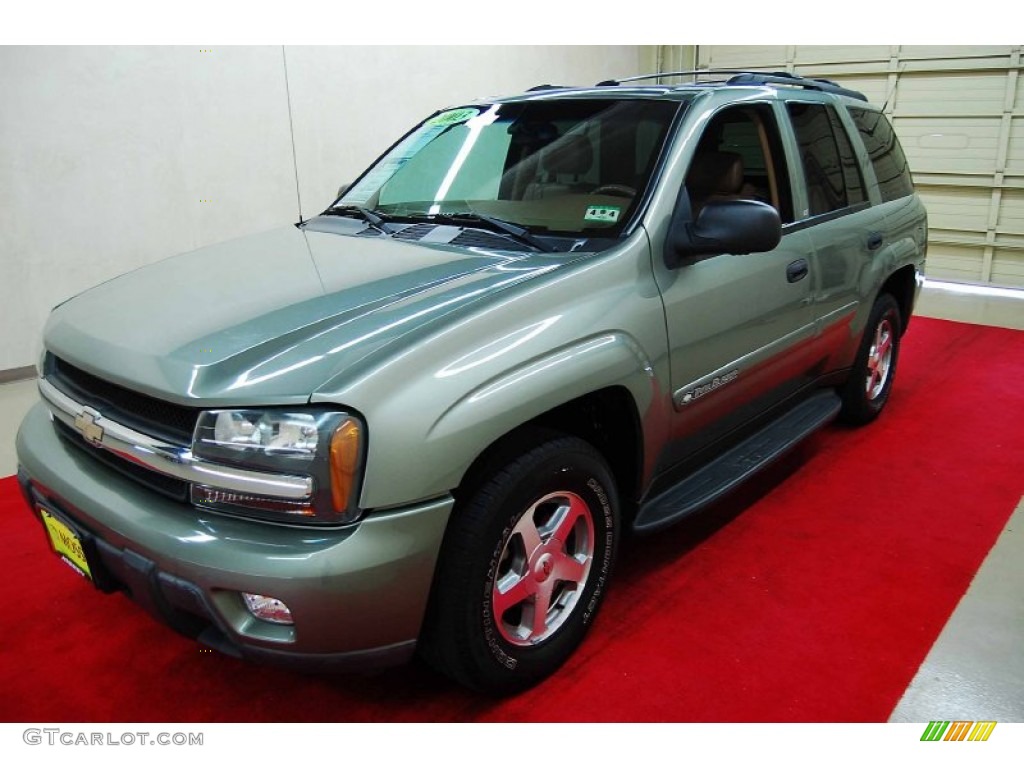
[633,390,842,534]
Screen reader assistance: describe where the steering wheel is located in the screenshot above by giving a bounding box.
[591,184,637,198]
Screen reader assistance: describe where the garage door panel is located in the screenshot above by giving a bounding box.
[918,186,993,233]
[823,75,889,104]
[915,172,996,189]
[795,63,884,80]
[790,46,892,65]
[693,45,1023,286]
[998,190,1024,234]
[926,244,986,282]
[1006,118,1024,175]
[703,46,788,69]
[897,72,1008,116]
[991,253,1024,286]
[997,233,1024,250]
[896,117,1001,174]
[898,46,1013,65]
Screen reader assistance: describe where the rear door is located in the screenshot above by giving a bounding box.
[780,98,889,369]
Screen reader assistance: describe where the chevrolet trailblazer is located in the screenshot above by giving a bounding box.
[16,71,926,694]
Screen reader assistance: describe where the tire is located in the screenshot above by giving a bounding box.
[839,293,902,425]
[419,435,619,695]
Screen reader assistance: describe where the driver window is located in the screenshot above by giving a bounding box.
[685,105,794,223]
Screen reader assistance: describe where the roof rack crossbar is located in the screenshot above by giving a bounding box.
[595,69,867,102]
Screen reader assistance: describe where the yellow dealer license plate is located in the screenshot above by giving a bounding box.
[40,508,93,581]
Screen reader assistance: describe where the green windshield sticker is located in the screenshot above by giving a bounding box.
[584,205,621,223]
[426,108,480,127]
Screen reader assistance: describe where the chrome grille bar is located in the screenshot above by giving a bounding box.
[39,378,313,500]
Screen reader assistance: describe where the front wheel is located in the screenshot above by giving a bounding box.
[419,435,619,695]
[839,293,902,425]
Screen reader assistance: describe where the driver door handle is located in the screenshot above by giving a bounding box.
[786,258,809,283]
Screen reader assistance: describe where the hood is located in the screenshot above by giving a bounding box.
[44,223,564,404]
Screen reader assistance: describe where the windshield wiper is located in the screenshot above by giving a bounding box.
[419,212,554,253]
[323,204,391,236]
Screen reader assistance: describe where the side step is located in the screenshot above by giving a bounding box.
[633,390,841,534]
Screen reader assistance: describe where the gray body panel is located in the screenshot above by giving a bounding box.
[44,224,570,408]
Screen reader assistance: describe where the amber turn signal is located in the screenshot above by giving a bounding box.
[329,419,361,513]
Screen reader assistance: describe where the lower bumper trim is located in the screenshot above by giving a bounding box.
[198,627,417,671]
[19,469,419,673]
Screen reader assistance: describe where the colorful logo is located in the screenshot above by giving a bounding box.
[920,721,997,741]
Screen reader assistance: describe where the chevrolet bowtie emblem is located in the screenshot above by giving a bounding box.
[74,407,104,446]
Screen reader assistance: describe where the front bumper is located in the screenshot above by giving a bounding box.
[16,402,454,670]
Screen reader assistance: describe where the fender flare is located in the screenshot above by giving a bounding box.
[422,332,661,495]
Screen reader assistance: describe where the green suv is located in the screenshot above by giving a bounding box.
[16,71,927,695]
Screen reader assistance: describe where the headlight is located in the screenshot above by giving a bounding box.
[190,408,364,524]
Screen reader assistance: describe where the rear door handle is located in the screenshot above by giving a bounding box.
[866,232,884,251]
[786,258,809,283]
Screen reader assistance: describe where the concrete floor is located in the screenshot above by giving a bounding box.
[2,278,1022,721]
[890,498,1024,722]
[915,279,1024,332]
[888,280,1024,723]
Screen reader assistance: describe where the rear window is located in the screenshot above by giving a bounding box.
[848,108,914,202]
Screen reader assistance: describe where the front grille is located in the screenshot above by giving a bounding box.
[47,355,199,445]
[54,419,190,502]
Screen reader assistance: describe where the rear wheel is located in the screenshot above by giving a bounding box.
[839,293,902,425]
[419,435,619,695]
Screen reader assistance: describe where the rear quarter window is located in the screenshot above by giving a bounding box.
[847,108,914,203]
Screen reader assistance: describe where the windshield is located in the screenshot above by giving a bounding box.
[338,98,681,237]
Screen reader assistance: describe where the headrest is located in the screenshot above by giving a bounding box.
[541,134,593,176]
[509,120,559,148]
[687,151,744,196]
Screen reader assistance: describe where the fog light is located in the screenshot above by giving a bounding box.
[242,593,294,625]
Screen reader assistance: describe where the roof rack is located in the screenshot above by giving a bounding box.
[595,70,867,102]
[596,69,745,86]
[726,72,867,102]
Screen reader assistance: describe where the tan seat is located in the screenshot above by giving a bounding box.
[686,150,745,216]
[523,134,594,200]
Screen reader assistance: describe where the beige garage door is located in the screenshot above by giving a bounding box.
[676,46,1024,287]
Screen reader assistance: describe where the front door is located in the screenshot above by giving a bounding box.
[655,103,821,468]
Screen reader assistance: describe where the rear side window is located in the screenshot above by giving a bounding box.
[786,102,865,217]
[827,108,867,205]
[848,108,914,202]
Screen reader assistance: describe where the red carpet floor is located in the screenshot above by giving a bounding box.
[2,318,1022,722]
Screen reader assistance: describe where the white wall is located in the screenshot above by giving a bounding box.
[0,45,653,371]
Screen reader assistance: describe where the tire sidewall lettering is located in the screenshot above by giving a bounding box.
[483,521,518,669]
[582,476,614,625]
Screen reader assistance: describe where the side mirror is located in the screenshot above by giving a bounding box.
[665,199,782,268]
[336,183,350,199]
